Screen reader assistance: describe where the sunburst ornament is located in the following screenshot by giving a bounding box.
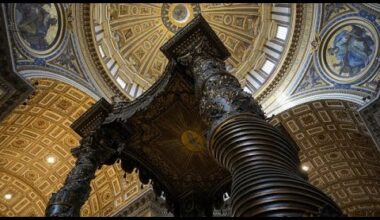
[181,130,204,152]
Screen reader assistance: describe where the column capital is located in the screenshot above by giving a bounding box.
[161,15,265,129]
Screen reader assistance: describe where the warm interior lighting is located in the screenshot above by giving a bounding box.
[301,164,310,172]
[46,155,56,164]
[4,193,12,200]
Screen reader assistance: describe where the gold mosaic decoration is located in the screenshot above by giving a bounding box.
[0,79,143,216]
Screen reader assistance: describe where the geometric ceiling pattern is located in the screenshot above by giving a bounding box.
[1,2,380,217]
[88,3,295,100]
[0,79,145,216]
[266,3,380,116]
[4,3,380,115]
[104,3,261,83]
[3,3,102,102]
[272,100,380,216]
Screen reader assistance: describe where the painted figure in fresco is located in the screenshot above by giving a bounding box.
[16,4,58,51]
[327,24,375,77]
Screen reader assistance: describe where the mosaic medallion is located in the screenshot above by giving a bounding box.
[319,19,378,83]
[161,3,201,33]
[14,3,64,56]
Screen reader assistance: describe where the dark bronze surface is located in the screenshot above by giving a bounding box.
[0,6,34,122]
[46,14,343,217]
[115,71,231,216]
[70,97,113,137]
[209,114,342,216]
[163,14,343,217]
[45,128,123,216]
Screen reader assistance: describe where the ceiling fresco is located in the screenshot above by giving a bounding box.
[323,23,376,81]
[317,17,379,85]
[13,3,65,57]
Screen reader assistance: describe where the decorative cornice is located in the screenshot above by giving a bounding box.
[113,188,171,217]
[161,15,230,61]
[74,4,128,102]
[70,97,112,137]
[359,90,380,152]
[256,4,304,103]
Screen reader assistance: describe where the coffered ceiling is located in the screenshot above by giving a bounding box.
[0,79,145,216]
[1,3,380,217]
[272,100,380,216]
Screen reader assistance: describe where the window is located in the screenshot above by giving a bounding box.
[116,77,126,89]
[243,86,252,94]
[98,46,105,58]
[261,60,275,74]
[276,26,288,40]
[129,83,138,97]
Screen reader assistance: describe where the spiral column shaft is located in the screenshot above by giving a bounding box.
[209,114,342,216]
[184,54,343,216]
[158,14,343,216]
[45,130,118,217]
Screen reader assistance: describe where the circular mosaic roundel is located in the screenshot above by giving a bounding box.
[161,3,201,33]
[14,3,64,55]
[319,19,378,83]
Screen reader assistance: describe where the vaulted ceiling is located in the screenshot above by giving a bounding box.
[272,100,380,216]
[74,3,307,103]
[0,79,146,216]
[0,3,380,217]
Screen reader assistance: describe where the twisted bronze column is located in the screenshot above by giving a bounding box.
[176,38,343,216]
[45,129,121,217]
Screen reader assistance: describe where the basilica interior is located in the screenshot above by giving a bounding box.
[1,3,380,217]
